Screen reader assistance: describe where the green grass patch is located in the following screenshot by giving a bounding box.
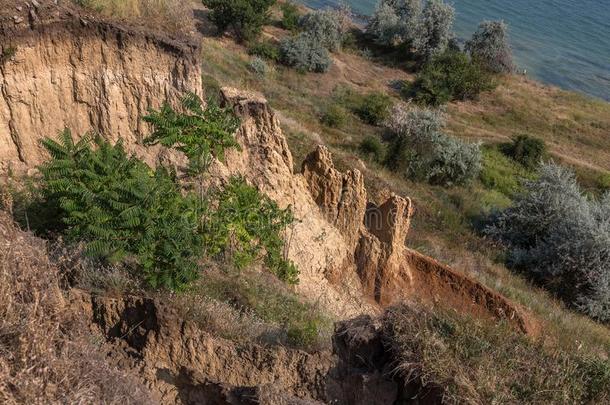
[479,146,532,197]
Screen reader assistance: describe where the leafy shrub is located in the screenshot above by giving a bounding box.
[465,20,514,74]
[203,0,276,42]
[247,40,280,61]
[359,136,385,163]
[247,56,270,76]
[479,147,531,197]
[412,0,455,61]
[204,177,299,284]
[145,95,297,283]
[484,163,610,321]
[407,50,495,106]
[367,0,421,46]
[279,33,332,73]
[299,9,344,52]
[384,102,444,136]
[367,1,405,47]
[144,93,241,174]
[355,92,393,125]
[37,131,204,291]
[320,104,347,128]
[504,134,546,169]
[280,1,300,31]
[33,95,300,291]
[385,104,481,185]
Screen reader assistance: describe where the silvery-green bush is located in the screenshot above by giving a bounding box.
[465,20,514,74]
[367,0,421,46]
[485,163,610,321]
[279,33,332,73]
[385,104,481,185]
[247,56,269,77]
[412,0,455,61]
[299,9,344,52]
[385,102,444,137]
[367,1,405,46]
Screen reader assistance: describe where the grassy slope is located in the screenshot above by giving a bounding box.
[65,0,610,364]
[195,8,610,359]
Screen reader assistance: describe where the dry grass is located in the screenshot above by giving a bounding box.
[169,266,334,351]
[385,304,610,404]
[74,0,192,33]
[0,213,153,404]
[447,76,610,174]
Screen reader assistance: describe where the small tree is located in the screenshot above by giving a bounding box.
[485,163,610,321]
[144,93,241,175]
[280,1,300,31]
[412,0,454,61]
[367,0,422,46]
[279,33,332,73]
[144,92,241,222]
[407,50,494,106]
[465,20,514,74]
[299,9,344,52]
[203,0,276,42]
[384,104,481,185]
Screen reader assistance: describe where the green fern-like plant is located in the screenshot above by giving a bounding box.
[204,177,299,284]
[38,130,204,291]
[143,93,241,175]
[36,95,298,290]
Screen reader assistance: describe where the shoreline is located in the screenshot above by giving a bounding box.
[298,0,610,103]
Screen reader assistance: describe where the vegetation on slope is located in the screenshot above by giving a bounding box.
[74,0,189,33]
[36,94,295,287]
[385,304,610,404]
[188,0,610,356]
[0,213,153,404]
[10,0,610,397]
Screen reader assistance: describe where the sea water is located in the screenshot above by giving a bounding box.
[299,0,610,101]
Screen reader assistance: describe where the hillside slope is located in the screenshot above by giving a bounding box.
[1,0,609,403]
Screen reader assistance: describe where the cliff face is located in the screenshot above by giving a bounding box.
[0,0,202,173]
[217,88,537,334]
[216,88,374,318]
[0,2,535,333]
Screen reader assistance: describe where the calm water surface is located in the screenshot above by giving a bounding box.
[300,0,610,101]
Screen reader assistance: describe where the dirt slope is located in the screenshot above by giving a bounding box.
[0,212,154,404]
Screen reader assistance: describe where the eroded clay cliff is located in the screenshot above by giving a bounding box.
[216,87,537,334]
[0,1,536,333]
[0,0,202,173]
